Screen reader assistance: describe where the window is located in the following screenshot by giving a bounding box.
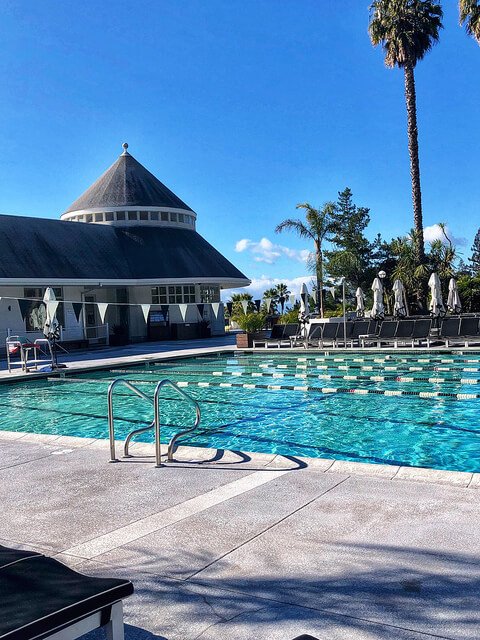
[128,211,138,221]
[140,211,148,220]
[152,286,167,304]
[151,211,159,221]
[170,212,177,223]
[178,213,184,223]
[168,285,182,304]
[85,214,93,223]
[105,212,114,221]
[94,213,103,222]
[183,285,195,303]
[23,287,64,331]
[116,211,125,220]
[200,284,220,303]
[161,212,168,221]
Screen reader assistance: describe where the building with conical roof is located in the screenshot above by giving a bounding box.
[0,144,249,344]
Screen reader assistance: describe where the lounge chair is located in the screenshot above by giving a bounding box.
[252,323,285,348]
[360,320,397,348]
[334,321,354,347]
[349,320,370,347]
[393,319,415,348]
[280,323,300,347]
[410,318,432,347]
[290,323,322,348]
[449,317,480,347]
[318,322,338,348]
[439,317,460,348]
[0,544,133,640]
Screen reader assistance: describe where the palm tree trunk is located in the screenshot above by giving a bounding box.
[316,247,324,318]
[404,62,427,312]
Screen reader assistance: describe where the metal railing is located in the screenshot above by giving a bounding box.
[107,378,201,467]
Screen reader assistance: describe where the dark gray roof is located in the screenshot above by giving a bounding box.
[0,215,248,283]
[64,152,193,214]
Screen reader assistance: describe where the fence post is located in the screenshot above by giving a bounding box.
[7,328,11,337]
[59,326,64,341]
[105,322,109,346]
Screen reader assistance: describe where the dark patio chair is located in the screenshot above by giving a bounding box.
[253,323,285,348]
[279,323,299,347]
[455,317,480,347]
[0,544,133,640]
[410,318,432,347]
[439,317,460,348]
[291,323,322,348]
[319,322,338,348]
[350,321,370,346]
[393,319,414,348]
[334,321,353,347]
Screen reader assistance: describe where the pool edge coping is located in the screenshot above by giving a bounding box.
[1,429,478,490]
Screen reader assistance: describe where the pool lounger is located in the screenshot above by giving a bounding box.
[0,544,133,640]
[253,323,299,348]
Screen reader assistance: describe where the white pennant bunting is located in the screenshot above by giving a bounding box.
[329,287,336,300]
[141,304,150,323]
[265,298,272,313]
[211,302,220,318]
[179,304,188,321]
[97,303,108,323]
[312,290,317,303]
[241,300,248,314]
[289,294,296,307]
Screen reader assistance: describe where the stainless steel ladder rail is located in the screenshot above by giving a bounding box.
[108,378,154,463]
[153,380,201,467]
[108,378,201,467]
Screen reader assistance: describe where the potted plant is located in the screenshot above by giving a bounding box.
[234,312,266,348]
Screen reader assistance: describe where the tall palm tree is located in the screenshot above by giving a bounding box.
[275,202,335,317]
[368,0,443,310]
[275,283,290,314]
[459,0,480,43]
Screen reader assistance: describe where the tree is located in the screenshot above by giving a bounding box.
[459,0,480,44]
[262,287,279,314]
[229,292,254,315]
[275,202,335,317]
[275,283,290,314]
[469,227,480,274]
[324,188,372,290]
[368,0,443,310]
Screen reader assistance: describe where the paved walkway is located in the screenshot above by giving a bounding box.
[1,432,479,640]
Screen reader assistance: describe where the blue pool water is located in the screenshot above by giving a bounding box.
[1,351,480,473]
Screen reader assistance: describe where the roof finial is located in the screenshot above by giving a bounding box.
[121,142,129,156]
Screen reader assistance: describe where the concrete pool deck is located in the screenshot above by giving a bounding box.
[1,431,479,640]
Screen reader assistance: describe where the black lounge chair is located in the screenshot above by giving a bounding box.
[318,322,338,348]
[0,544,133,640]
[291,323,322,348]
[334,321,354,347]
[451,317,480,347]
[280,323,300,347]
[253,323,285,348]
[439,317,460,348]
[349,320,370,347]
[393,319,415,348]
[410,318,432,347]
[360,320,397,348]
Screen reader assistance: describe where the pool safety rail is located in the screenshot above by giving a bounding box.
[107,378,201,467]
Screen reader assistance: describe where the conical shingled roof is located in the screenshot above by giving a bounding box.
[64,150,193,214]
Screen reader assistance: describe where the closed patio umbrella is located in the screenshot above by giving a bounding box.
[428,272,445,318]
[355,287,365,317]
[371,277,384,319]
[392,279,407,317]
[43,287,60,366]
[299,283,310,336]
[447,278,462,314]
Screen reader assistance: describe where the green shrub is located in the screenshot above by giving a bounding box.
[279,309,299,324]
[232,312,265,333]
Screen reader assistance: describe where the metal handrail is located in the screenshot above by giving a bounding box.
[108,377,201,467]
[107,378,154,463]
[154,379,201,467]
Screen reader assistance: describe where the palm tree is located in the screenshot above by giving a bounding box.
[275,202,335,317]
[262,287,279,314]
[459,0,480,43]
[275,283,290,314]
[369,0,443,309]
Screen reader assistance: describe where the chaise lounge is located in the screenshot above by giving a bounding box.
[0,544,133,640]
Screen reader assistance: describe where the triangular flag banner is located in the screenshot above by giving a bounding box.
[46,300,59,319]
[226,302,233,315]
[265,298,272,313]
[241,300,248,314]
[141,304,150,323]
[97,303,108,323]
[160,305,169,321]
[18,299,31,321]
[179,304,188,321]
[196,303,204,318]
[329,287,335,300]
[211,302,220,318]
[72,302,83,322]
[254,299,261,312]
[289,294,296,307]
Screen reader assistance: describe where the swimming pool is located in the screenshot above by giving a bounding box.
[1,351,480,473]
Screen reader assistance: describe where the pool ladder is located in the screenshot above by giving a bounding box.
[107,378,201,468]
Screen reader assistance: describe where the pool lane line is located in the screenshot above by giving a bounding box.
[108,368,480,386]
[46,376,480,399]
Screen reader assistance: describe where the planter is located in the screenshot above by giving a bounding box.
[236,331,267,348]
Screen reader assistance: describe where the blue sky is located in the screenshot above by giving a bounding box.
[1,1,478,299]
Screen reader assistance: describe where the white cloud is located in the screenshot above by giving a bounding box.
[221,275,314,301]
[423,224,466,247]
[235,237,310,264]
